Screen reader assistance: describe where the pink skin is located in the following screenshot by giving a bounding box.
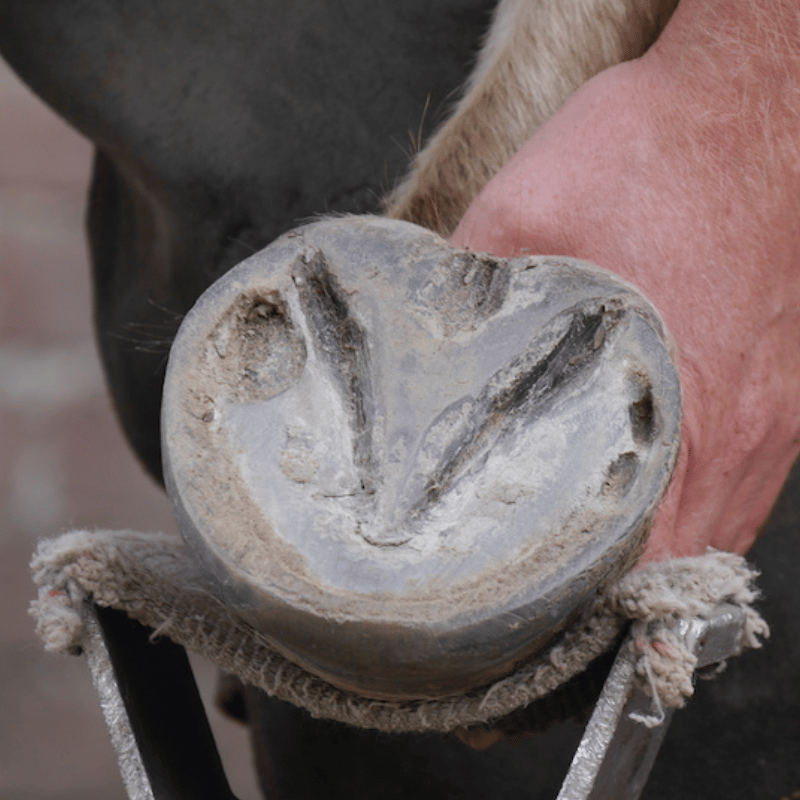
[450,0,800,568]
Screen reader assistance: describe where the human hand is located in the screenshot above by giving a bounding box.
[450,0,800,566]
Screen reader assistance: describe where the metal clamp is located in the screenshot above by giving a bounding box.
[556,604,746,800]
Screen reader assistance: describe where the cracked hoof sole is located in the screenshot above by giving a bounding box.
[162,216,681,700]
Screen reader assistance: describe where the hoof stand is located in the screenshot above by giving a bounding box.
[162,217,681,701]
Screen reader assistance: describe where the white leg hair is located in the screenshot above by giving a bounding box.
[385,0,678,235]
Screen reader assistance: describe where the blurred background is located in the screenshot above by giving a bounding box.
[0,56,261,800]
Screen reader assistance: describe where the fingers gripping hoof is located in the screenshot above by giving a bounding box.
[162,216,681,701]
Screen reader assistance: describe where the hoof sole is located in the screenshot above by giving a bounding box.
[162,216,681,700]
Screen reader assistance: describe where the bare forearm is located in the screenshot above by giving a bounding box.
[631,0,800,329]
[645,0,800,251]
[652,0,800,76]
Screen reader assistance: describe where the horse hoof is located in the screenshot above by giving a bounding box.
[162,216,681,700]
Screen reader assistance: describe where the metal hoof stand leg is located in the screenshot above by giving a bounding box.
[81,601,746,800]
[81,604,237,800]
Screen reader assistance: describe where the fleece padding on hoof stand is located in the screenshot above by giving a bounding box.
[30,531,767,734]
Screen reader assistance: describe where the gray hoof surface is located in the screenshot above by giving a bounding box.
[162,216,681,700]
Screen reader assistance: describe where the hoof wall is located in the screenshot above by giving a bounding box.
[162,216,681,700]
